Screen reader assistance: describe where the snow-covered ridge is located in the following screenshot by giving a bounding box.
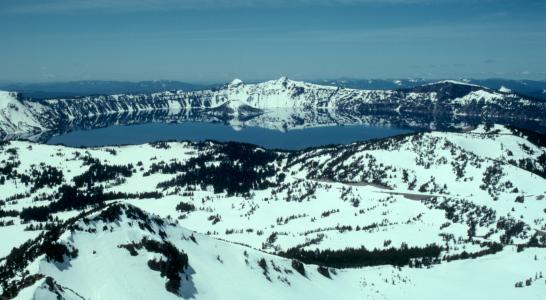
[423,79,484,88]
[0,77,544,139]
[0,91,44,137]
[499,86,512,93]
[0,127,545,299]
[4,203,363,299]
[5,203,544,299]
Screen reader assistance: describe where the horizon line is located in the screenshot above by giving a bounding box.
[2,76,546,86]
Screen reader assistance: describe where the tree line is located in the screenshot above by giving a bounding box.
[280,243,442,268]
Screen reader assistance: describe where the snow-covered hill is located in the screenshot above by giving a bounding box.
[3,203,365,299]
[0,78,544,140]
[0,92,44,138]
[2,203,545,300]
[0,125,545,298]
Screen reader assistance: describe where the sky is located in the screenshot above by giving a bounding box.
[0,0,545,83]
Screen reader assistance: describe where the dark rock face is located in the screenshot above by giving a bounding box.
[407,81,486,100]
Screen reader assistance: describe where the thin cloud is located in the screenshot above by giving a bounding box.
[0,0,459,14]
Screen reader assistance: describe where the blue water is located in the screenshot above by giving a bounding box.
[46,122,412,150]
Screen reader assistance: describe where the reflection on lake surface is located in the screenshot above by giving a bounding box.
[18,108,546,149]
[46,122,412,150]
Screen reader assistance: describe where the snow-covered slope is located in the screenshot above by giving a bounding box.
[2,203,545,300]
[0,126,543,264]
[4,204,366,299]
[0,126,544,252]
[0,91,44,138]
[0,126,545,298]
[0,78,544,140]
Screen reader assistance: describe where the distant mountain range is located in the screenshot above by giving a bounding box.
[0,80,210,99]
[2,78,545,100]
[312,78,546,100]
